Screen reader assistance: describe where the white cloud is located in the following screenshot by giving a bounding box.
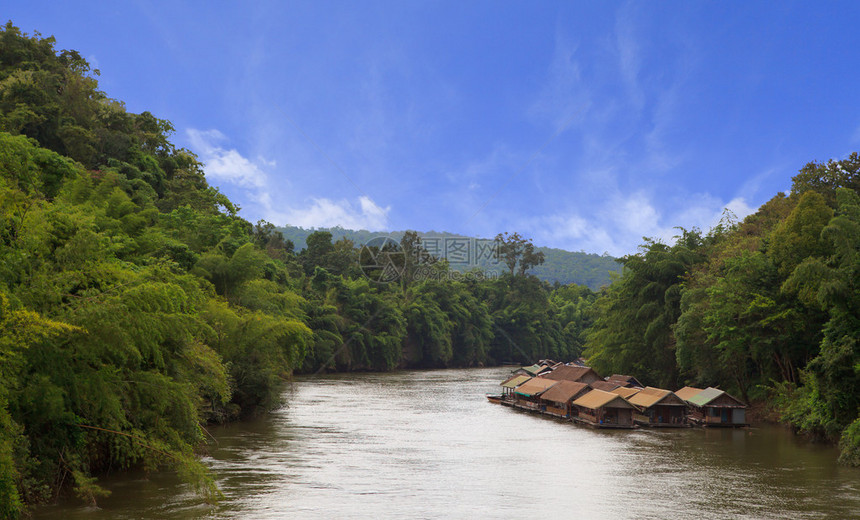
[186,128,269,188]
[527,190,760,257]
[723,197,756,222]
[445,145,521,186]
[185,127,391,231]
[260,194,390,231]
[528,32,591,132]
[614,4,644,111]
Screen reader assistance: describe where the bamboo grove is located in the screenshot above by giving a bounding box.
[0,24,597,515]
[0,22,858,516]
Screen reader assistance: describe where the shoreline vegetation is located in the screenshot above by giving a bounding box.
[0,22,858,518]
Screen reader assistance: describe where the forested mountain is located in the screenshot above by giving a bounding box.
[1,21,858,518]
[278,225,622,290]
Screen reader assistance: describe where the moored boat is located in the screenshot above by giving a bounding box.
[486,394,503,404]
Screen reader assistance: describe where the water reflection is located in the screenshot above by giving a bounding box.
[33,368,859,519]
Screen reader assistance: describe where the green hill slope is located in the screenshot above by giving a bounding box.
[277,225,622,289]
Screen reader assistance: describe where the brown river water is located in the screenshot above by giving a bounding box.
[33,367,860,519]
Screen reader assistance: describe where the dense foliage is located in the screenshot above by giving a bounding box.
[584,156,860,465]
[0,24,597,515]
[2,21,859,516]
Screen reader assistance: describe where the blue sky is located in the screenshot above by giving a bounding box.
[8,2,860,255]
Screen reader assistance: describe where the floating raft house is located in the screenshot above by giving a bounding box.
[571,389,636,429]
[683,387,748,427]
[627,387,688,427]
[492,363,748,430]
[539,381,591,419]
[512,377,559,411]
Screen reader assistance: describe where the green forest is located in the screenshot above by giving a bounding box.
[277,225,622,290]
[0,23,858,517]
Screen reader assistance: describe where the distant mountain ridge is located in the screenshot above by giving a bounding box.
[277,225,621,290]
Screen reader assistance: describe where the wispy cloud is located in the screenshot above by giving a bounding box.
[498,4,720,256]
[186,128,391,230]
[259,194,390,231]
[187,129,269,188]
[528,32,591,132]
[526,189,757,257]
[614,3,644,112]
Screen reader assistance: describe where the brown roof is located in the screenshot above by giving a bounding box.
[610,387,641,399]
[543,365,601,382]
[590,380,621,392]
[675,386,704,402]
[572,389,635,410]
[540,381,590,404]
[514,377,559,397]
[608,374,644,388]
[628,387,686,409]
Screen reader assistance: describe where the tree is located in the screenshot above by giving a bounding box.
[0,292,79,519]
[0,24,316,507]
[494,232,545,276]
[551,284,597,359]
[300,231,334,274]
[674,193,798,389]
[780,188,860,464]
[196,242,268,298]
[404,288,453,366]
[701,252,800,402]
[585,231,706,388]
[768,190,833,278]
[252,219,294,260]
[398,231,437,289]
[791,152,860,204]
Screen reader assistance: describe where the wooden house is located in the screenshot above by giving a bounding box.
[512,364,553,377]
[512,377,559,411]
[674,386,704,402]
[590,380,622,392]
[500,375,531,402]
[683,387,748,427]
[607,374,645,388]
[571,389,636,429]
[542,365,602,385]
[627,387,687,427]
[537,359,561,368]
[538,381,590,418]
[609,386,641,400]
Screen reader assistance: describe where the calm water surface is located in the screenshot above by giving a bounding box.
[34,368,859,519]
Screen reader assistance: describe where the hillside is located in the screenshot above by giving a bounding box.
[277,225,622,290]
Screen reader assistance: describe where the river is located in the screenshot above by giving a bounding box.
[33,367,859,519]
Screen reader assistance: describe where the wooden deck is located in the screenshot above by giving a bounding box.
[571,416,636,429]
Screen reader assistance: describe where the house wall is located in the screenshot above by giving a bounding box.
[545,404,567,417]
[603,407,633,426]
[653,405,685,424]
[577,408,600,424]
